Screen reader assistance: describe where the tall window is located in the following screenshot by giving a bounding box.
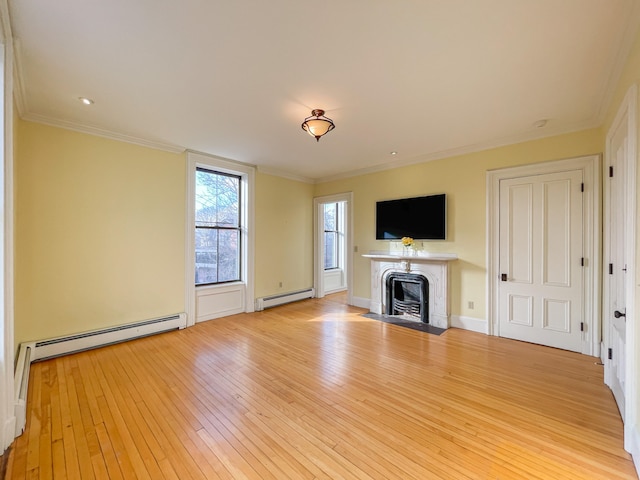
[195,168,241,285]
[324,203,339,270]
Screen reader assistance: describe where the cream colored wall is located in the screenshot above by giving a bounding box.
[255,172,315,298]
[15,120,186,345]
[314,129,603,319]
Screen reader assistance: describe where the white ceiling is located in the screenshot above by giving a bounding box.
[8,0,640,182]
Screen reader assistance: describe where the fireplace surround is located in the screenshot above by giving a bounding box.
[363,251,457,329]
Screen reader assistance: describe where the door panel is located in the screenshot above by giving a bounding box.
[543,180,571,286]
[606,117,628,416]
[498,170,583,352]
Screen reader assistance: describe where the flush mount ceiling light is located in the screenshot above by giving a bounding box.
[78,97,94,105]
[301,109,335,142]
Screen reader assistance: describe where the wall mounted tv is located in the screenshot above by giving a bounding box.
[376,193,446,240]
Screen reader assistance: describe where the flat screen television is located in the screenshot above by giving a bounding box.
[376,193,446,240]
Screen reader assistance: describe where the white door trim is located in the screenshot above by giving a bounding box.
[486,155,601,356]
[604,84,637,453]
[313,192,353,303]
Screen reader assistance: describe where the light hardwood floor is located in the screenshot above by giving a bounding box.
[6,293,637,479]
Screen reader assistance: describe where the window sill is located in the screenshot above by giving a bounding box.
[196,281,244,291]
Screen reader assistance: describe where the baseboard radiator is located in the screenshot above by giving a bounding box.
[255,288,315,311]
[13,312,186,436]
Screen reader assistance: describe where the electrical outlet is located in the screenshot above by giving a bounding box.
[468,301,474,309]
[279,281,283,288]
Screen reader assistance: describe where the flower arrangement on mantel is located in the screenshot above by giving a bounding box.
[401,236,415,255]
[401,237,414,248]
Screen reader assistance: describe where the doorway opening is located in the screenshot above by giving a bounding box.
[314,193,353,302]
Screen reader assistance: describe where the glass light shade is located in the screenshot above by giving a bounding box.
[301,109,335,142]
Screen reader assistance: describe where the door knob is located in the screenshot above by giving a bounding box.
[614,310,626,318]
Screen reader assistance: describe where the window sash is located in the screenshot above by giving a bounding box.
[195,168,242,286]
[324,203,339,270]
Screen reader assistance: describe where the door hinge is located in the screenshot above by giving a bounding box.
[580,322,584,332]
[609,166,614,177]
[608,348,613,360]
[581,257,584,267]
[581,182,584,192]
[609,263,614,275]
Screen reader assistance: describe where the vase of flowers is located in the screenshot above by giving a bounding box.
[401,236,414,256]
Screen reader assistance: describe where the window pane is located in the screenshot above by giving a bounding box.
[195,228,218,285]
[324,203,337,230]
[324,231,337,269]
[218,229,240,282]
[196,170,240,228]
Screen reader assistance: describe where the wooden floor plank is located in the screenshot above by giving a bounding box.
[7,293,637,479]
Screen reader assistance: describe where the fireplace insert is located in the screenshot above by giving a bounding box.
[385,273,429,323]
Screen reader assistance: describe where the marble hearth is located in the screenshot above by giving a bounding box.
[362,252,458,329]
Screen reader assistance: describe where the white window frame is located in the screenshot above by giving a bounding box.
[185,152,254,326]
[0,33,16,450]
[314,192,353,300]
[323,202,341,271]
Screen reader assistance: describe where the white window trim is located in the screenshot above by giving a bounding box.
[314,192,353,302]
[0,36,16,451]
[185,152,255,326]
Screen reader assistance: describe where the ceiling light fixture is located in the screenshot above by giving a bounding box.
[78,97,94,105]
[301,109,335,142]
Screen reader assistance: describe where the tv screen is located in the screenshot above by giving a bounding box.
[376,194,446,240]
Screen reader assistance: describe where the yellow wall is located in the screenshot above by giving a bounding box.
[15,120,186,345]
[255,172,315,297]
[15,121,318,345]
[14,118,605,345]
[314,129,603,319]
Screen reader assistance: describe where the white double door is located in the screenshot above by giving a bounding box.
[498,169,584,352]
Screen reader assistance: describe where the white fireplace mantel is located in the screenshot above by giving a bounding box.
[362,251,458,262]
[363,251,458,329]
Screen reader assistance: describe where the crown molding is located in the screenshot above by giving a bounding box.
[256,165,315,184]
[593,0,640,126]
[185,149,256,171]
[315,119,600,184]
[0,0,9,44]
[11,38,27,117]
[22,113,186,154]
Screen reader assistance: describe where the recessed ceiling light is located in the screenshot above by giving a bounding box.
[532,119,548,128]
[390,151,398,155]
[78,97,94,105]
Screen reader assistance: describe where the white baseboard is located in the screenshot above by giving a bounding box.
[629,424,640,477]
[450,315,488,334]
[350,296,371,309]
[2,415,16,452]
[12,312,186,438]
[255,288,315,311]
